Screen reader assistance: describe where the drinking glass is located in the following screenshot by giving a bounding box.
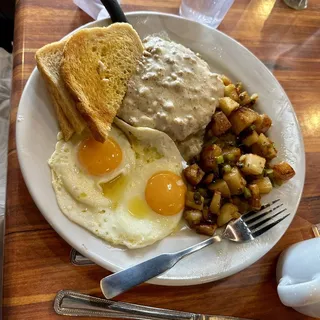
[179,0,235,29]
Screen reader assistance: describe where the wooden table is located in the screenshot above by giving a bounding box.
[4,0,320,319]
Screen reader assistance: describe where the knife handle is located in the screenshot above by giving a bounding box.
[100,0,128,23]
[100,236,220,299]
[54,290,252,320]
[54,290,194,319]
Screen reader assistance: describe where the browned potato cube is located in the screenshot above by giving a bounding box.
[254,114,272,134]
[248,184,261,211]
[222,147,242,163]
[229,107,259,135]
[202,173,214,185]
[195,224,217,236]
[255,133,277,160]
[219,97,240,116]
[208,180,231,198]
[272,162,295,181]
[235,82,243,94]
[220,74,232,86]
[183,164,205,186]
[252,177,273,194]
[200,144,222,172]
[184,209,202,227]
[232,196,250,214]
[223,167,247,195]
[242,130,259,147]
[211,111,232,136]
[185,191,204,210]
[239,91,251,106]
[224,84,239,102]
[209,191,221,214]
[217,203,240,227]
[239,154,266,175]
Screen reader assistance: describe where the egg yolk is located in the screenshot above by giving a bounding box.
[145,171,186,216]
[78,136,122,176]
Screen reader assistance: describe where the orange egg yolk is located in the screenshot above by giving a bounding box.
[78,136,122,176]
[145,171,186,216]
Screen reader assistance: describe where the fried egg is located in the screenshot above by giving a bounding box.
[49,118,186,248]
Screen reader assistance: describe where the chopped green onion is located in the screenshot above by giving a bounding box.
[243,187,252,199]
[215,155,224,165]
[203,137,218,148]
[249,124,256,131]
[224,153,235,162]
[223,164,232,173]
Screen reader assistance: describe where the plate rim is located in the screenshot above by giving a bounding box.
[16,11,306,286]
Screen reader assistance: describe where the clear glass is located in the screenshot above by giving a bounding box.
[283,0,308,10]
[179,0,235,29]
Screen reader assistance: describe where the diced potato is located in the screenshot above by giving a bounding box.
[242,130,259,147]
[254,114,272,134]
[211,111,232,136]
[223,167,247,195]
[229,107,259,135]
[239,91,251,106]
[185,191,204,210]
[232,196,250,214]
[183,164,205,186]
[239,154,266,175]
[200,144,222,172]
[272,162,295,181]
[256,133,277,159]
[202,173,214,185]
[197,187,210,199]
[235,82,243,94]
[218,133,237,148]
[195,224,217,236]
[220,74,232,86]
[202,206,213,222]
[252,177,273,194]
[208,180,231,198]
[224,84,239,102]
[222,147,242,163]
[219,97,240,116]
[184,209,202,227]
[209,191,221,214]
[248,184,261,211]
[217,203,240,227]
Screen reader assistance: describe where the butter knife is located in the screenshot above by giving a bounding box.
[54,290,253,320]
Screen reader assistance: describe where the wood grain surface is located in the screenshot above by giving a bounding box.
[4,0,320,319]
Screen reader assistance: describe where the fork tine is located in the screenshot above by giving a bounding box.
[247,208,287,229]
[242,203,284,224]
[241,199,280,220]
[251,213,290,238]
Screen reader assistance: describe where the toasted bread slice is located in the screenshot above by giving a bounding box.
[35,41,86,134]
[61,23,144,142]
[51,94,74,141]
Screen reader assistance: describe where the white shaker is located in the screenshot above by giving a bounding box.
[277,237,320,318]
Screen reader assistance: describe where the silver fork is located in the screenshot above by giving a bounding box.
[101,199,289,299]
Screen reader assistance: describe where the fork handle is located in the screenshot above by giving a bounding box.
[100,236,221,299]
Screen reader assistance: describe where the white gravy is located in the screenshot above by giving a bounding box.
[118,36,224,160]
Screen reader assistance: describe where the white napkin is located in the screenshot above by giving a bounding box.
[73,0,121,20]
[0,48,12,216]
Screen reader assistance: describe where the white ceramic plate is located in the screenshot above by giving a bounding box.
[16,12,305,285]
